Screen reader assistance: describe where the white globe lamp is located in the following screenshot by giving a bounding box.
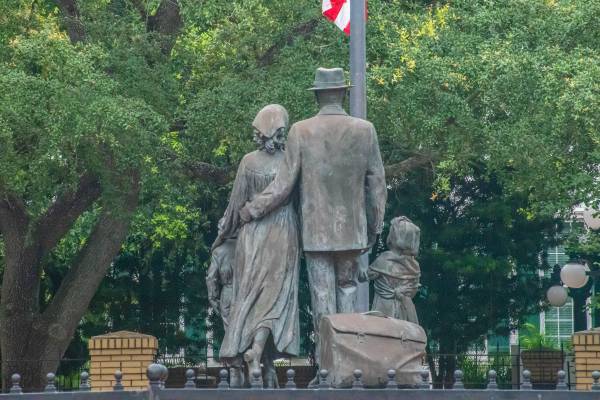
[560,261,589,289]
[546,285,568,307]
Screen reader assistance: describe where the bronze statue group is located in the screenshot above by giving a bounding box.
[206,68,425,388]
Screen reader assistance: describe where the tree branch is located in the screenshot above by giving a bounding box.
[0,189,29,248]
[146,0,183,55]
[40,171,140,345]
[181,153,434,186]
[384,154,437,179]
[33,174,101,261]
[184,161,233,185]
[129,0,148,20]
[53,0,86,43]
[258,19,319,67]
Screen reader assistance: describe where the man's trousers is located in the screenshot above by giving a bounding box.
[305,250,361,364]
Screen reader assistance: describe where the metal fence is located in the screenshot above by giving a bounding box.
[426,349,576,389]
[1,363,600,400]
[1,349,594,392]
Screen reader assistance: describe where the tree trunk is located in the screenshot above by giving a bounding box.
[435,339,457,389]
[0,247,52,392]
[0,174,139,392]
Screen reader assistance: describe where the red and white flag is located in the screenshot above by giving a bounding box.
[322,0,351,35]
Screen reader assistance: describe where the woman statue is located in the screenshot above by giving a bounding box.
[213,104,300,388]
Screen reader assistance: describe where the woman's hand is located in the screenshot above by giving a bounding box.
[239,204,253,223]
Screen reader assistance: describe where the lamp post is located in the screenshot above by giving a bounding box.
[549,260,600,330]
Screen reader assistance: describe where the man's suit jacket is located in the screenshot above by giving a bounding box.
[244,108,387,252]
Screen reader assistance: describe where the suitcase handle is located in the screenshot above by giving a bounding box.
[361,311,389,318]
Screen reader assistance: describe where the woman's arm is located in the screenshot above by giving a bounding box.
[212,158,248,250]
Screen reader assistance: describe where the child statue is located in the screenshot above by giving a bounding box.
[368,216,421,324]
[206,218,235,328]
[207,219,244,386]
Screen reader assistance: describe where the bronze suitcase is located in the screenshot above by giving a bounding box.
[319,313,426,388]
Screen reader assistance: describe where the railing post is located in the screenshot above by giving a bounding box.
[487,370,498,390]
[147,363,163,398]
[352,369,364,389]
[318,369,330,389]
[520,369,532,390]
[184,369,196,389]
[386,369,398,389]
[285,369,296,389]
[453,369,464,389]
[45,373,57,393]
[113,371,124,391]
[9,374,22,394]
[218,369,230,389]
[556,370,568,390]
[79,371,91,392]
[592,370,600,391]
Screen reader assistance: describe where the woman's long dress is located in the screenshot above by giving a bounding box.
[218,150,300,359]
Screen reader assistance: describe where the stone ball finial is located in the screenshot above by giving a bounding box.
[115,370,123,380]
[10,373,22,394]
[522,369,531,379]
[285,369,296,389]
[184,369,196,389]
[221,369,230,379]
[592,370,600,390]
[488,370,497,379]
[80,371,89,380]
[147,363,163,382]
[557,370,566,379]
[45,373,57,393]
[353,369,362,379]
[319,369,329,379]
[387,369,396,379]
[252,369,262,380]
[218,369,230,389]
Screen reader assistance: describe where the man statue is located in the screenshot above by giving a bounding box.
[240,67,387,365]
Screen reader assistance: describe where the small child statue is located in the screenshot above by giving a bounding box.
[368,216,421,324]
[207,218,244,387]
[206,237,235,328]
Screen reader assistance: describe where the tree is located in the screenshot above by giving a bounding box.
[0,0,182,389]
[2,0,600,390]
[386,166,560,386]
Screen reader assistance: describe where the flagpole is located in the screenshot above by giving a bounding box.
[349,0,366,119]
[349,0,370,312]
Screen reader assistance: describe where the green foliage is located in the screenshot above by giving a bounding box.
[2,0,600,363]
[177,0,600,217]
[0,11,167,216]
[390,167,559,357]
[519,322,560,350]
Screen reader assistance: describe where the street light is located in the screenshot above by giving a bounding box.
[560,261,590,289]
[546,285,568,307]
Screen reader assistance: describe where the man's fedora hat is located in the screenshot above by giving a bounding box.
[307,67,353,91]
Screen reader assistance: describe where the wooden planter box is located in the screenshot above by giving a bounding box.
[521,349,564,389]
